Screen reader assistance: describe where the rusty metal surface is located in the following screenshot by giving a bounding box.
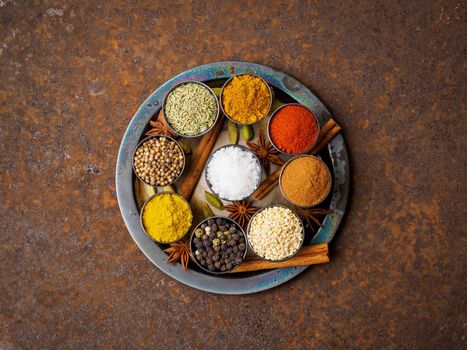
[0,1,465,349]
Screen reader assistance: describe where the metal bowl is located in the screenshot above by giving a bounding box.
[267,103,321,155]
[219,74,273,126]
[132,134,186,187]
[246,204,305,262]
[279,155,332,208]
[140,192,193,244]
[204,144,263,202]
[189,216,248,274]
[162,80,220,138]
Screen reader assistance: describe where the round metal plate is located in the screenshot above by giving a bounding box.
[116,61,350,294]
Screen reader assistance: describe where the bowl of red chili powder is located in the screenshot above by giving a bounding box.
[268,103,320,155]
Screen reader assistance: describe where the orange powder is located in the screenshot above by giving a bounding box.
[281,156,331,207]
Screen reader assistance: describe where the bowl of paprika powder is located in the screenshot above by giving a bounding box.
[267,103,320,155]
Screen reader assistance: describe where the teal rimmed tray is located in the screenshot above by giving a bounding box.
[116,61,349,294]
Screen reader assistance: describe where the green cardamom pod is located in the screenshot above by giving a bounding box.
[211,87,222,98]
[241,125,254,141]
[162,185,175,193]
[177,140,192,155]
[227,120,239,144]
[205,191,224,210]
[200,200,214,219]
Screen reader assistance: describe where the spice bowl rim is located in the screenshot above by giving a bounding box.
[189,216,248,275]
[219,73,273,126]
[132,134,186,187]
[279,154,333,208]
[139,192,193,245]
[246,204,305,262]
[267,103,321,156]
[204,144,263,202]
[162,80,220,138]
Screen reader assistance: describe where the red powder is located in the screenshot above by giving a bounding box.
[269,105,319,154]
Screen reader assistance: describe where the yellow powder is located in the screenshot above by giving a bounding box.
[222,74,271,124]
[142,193,192,243]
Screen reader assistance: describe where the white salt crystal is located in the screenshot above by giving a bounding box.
[206,146,261,201]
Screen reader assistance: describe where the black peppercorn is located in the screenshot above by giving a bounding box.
[192,218,246,273]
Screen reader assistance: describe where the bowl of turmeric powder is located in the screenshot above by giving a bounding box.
[140,192,193,244]
[220,74,273,125]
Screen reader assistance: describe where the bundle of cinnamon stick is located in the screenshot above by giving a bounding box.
[232,243,329,273]
[178,115,224,200]
[253,118,341,200]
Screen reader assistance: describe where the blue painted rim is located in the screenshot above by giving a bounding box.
[116,61,350,295]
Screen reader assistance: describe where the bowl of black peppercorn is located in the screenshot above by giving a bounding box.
[190,216,247,274]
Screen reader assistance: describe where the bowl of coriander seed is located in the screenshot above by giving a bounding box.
[132,135,185,187]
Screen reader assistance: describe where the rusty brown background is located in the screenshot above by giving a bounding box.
[1,0,466,349]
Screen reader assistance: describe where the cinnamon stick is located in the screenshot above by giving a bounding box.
[253,166,282,199]
[255,178,280,200]
[178,115,224,200]
[311,124,341,155]
[232,243,329,273]
[318,118,337,142]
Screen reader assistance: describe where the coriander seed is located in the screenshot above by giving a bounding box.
[133,136,184,187]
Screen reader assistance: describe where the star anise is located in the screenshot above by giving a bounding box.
[294,207,330,232]
[247,131,283,175]
[224,200,259,227]
[145,111,176,138]
[163,236,191,271]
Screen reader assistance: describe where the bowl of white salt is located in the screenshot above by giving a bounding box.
[205,145,262,201]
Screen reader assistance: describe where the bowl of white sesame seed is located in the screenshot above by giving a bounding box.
[246,204,305,262]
